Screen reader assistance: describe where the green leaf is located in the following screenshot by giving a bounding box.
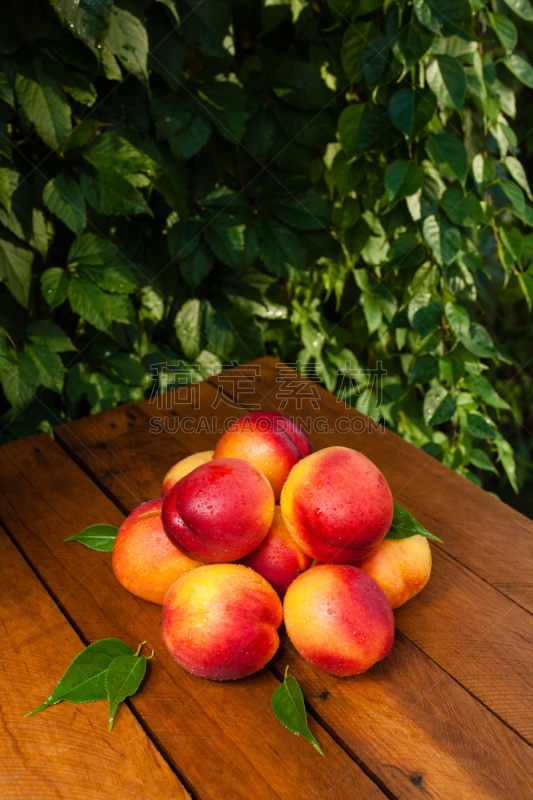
[64,523,119,552]
[105,1,149,89]
[0,169,11,216]
[423,385,456,425]
[518,271,533,310]
[68,274,114,332]
[80,165,150,216]
[413,0,475,37]
[387,235,426,270]
[0,233,34,309]
[270,61,333,111]
[469,448,497,473]
[466,412,497,439]
[43,173,86,236]
[106,653,147,731]
[426,134,468,185]
[388,87,435,143]
[26,639,134,717]
[472,154,496,193]
[341,22,379,81]
[501,0,533,21]
[15,60,71,151]
[387,8,434,70]
[83,261,137,294]
[504,156,532,201]
[26,320,75,353]
[201,79,247,141]
[24,342,64,394]
[463,374,510,410]
[357,107,402,156]
[338,104,366,158]
[502,54,533,89]
[426,55,466,112]
[204,215,246,268]
[175,298,205,360]
[422,216,461,266]
[50,0,113,49]
[385,504,443,542]
[488,12,517,53]
[269,191,330,231]
[271,667,324,756]
[69,234,115,266]
[441,185,485,226]
[385,160,425,206]
[0,71,14,109]
[495,436,518,492]
[362,36,390,90]
[460,322,497,357]
[444,300,470,337]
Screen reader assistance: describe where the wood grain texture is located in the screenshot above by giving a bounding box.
[0,525,191,800]
[0,434,384,800]
[54,377,533,798]
[209,358,533,614]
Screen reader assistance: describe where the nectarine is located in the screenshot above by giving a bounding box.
[358,535,432,609]
[161,450,214,496]
[238,507,312,598]
[214,411,312,500]
[280,446,393,563]
[162,563,283,680]
[283,564,394,676]
[112,499,200,604]
[162,458,275,563]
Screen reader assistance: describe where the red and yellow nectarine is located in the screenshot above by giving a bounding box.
[283,564,395,676]
[161,450,214,496]
[112,499,200,604]
[162,563,283,680]
[358,535,432,609]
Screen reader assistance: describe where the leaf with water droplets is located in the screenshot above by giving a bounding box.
[271,667,324,756]
[385,504,442,542]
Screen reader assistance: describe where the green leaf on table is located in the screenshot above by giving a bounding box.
[64,523,119,551]
[106,651,148,731]
[501,0,533,21]
[488,12,517,53]
[43,173,86,236]
[15,61,71,151]
[502,54,533,89]
[25,638,134,717]
[426,55,466,111]
[105,0,149,89]
[0,233,34,309]
[426,134,468,185]
[385,160,425,206]
[271,667,324,756]
[385,504,442,542]
[422,216,461,267]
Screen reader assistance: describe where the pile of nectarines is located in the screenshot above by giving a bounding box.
[112,411,432,680]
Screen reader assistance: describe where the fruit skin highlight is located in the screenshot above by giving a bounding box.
[358,535,432,609]
[214,411,312,500]
[238,507,312,598]
[112,499,200,604]
[280,446,393,564]
[161,458,275,563]
[162,563,283,680]
[161,451,214,496]
[283,564,395,677]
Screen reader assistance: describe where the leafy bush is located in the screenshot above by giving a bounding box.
[1,0,533,505]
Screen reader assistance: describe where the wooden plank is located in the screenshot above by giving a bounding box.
[209,358,533,615]
[206,358,533,743]
[55,390,533,798]
[0,434,386,800]
[0,525,191,800]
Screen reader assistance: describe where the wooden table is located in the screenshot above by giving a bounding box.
[1,356,533,799]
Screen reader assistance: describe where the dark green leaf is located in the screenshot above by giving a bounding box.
[271,667,324,756]
[385,160,425,206]
[463,374,510,409]
[64,524,119,551]
[69,234,115,266]
[423,385,456,425]
[26,639,134,717]
[15,60,71,151]
[338,103,366,158]
[175,298,205,360]
[495,437,518,492]
[385,504,442,542]
[426,55,466,111]
[425,133,468,184]
[106,653,147,731]
[460,322,497,357]
[501,0,533,21]
[362,37,390,90]
[270,62,333,111]
[357,107,402,156]
[441,184,485,226]
[50,0,113,49]
[503,54,533,89]
[389,87,436,142]
[387,8,434,70]
[504,156,532,201]
[422,216,461,266]
[204,215,246,268]
[0,233,33,309]
[43,173,86,236]
[83,261,137,294]
[26,320,75,353]
[469,448,497,473]
[80,165,150,216]
[105,0,149,89]
[24,342,64,394]
[466,412,497,439]
[341,22,379,81]
[413,0,475,38]
[444,300,470,337]
[488,12,517,53]
[68,274,114,331]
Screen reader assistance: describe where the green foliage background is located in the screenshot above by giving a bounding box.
[1,0,533,512]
